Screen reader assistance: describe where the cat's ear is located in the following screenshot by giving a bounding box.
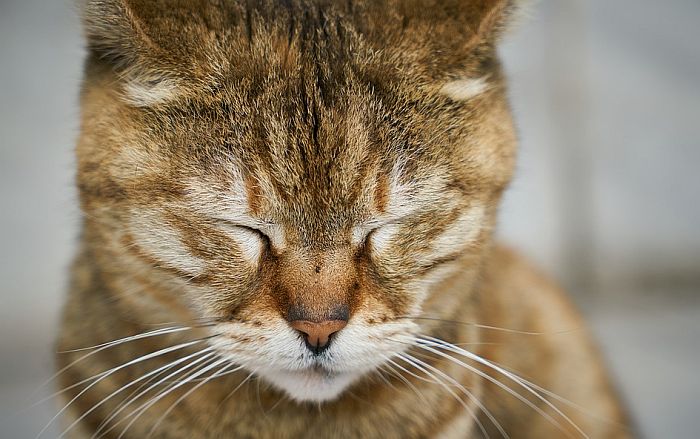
[369,0,524,45]
[357,0,526,97]
[81,0,224,106]
[82,0,146,72]
[82,0,171,106]
[452,0,525,44]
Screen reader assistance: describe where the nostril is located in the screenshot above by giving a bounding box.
[289,320,347,353]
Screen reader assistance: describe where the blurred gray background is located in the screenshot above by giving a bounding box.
[1,0,698,437]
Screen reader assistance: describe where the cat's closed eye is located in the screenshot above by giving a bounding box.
[216,221,270,245]
[214,220,270,262]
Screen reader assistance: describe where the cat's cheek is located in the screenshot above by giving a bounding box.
[430,204,486,255]
[126,211,207,278]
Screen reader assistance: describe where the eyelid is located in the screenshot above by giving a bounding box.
[215,219,270,241]
[215,219,293,251]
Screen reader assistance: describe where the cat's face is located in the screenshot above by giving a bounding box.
[78,0,518,402]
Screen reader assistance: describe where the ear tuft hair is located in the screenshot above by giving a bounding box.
[83,0,140,67]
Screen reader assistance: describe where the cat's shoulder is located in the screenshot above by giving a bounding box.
[484,244,579,318]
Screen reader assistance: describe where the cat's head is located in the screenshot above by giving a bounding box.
[77,0,519,402]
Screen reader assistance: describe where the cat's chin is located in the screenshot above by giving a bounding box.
[259,367,362,403]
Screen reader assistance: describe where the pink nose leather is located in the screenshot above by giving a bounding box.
[290,320,347,349]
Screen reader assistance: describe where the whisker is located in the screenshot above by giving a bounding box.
[411,341,565,436]
[138,317,222,327]
[380,358,430,406]
[36,336,216,439]
[395,353,491,439]
[116,357,230,439]
[92,349,210,437]
[92,352,218,439]
[385,358,442,387]
[219,369,256,407]
[373,366,400,392]
[485,358,627,431]
[400,352,508,439]
[57,327,194,354]
[145,362,241,438]
[58,347,213,438]
[416,336,586,438]
[411,350,515,439]
[31,326,199,404]
[400,316,581,336]
[266,393,287,414]
[34,334,220,408]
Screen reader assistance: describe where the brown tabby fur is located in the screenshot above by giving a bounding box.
[56,0,632,437]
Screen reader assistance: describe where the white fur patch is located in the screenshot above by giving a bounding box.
[265,224,287,250]
[356,165,417,252]
[351,223,372,247]
[262,369,361,402]
[211,317,418,403]
[386,165,421,218]
[360,164,454,255]
[440,77,490,101]
[123,78,179,107]
[185,176,287,252]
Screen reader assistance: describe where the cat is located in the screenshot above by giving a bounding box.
[53,0,632,437]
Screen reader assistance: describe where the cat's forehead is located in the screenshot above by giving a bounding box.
[194,109,408,218]
[177,92,454,244]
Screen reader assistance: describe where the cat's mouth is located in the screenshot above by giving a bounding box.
[210,319,415,402]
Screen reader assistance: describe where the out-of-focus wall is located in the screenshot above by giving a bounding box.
[498,0,700,294]
[0,0,81,362]
[0,2,82,436]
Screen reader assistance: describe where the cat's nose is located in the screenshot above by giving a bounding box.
[289,319,347,354]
